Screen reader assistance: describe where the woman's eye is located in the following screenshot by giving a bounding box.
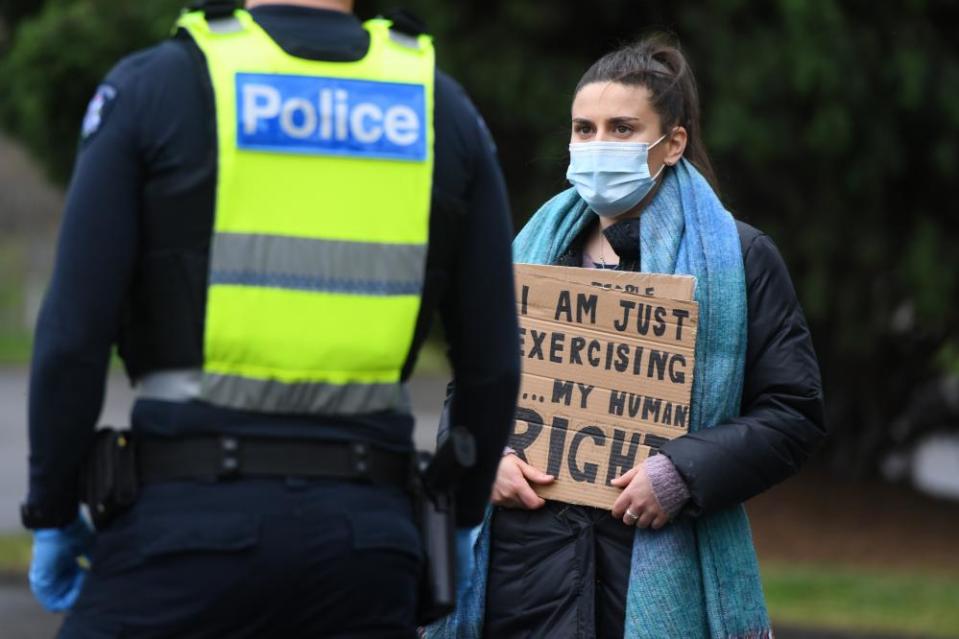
[574,124,593,135]
[615,125,632,134]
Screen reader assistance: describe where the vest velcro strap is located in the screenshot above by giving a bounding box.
[382,9,428,38]
[190,0,237,21]
[200,374,411,415]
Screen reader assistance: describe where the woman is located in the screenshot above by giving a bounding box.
[428,34,825,639]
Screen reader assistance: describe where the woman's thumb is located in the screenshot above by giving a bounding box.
[519,460,555,484]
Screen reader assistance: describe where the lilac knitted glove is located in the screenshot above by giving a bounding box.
[645,454,691,518]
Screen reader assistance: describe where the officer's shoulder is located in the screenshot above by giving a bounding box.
[104,38,198,92]
[434,69,497,154]
[434,69,473,112]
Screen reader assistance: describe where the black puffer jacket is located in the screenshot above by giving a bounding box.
[664,227,825,514]
[554,217,826,514]
[483,217,826,639]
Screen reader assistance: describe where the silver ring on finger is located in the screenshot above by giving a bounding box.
[625,509,639,522]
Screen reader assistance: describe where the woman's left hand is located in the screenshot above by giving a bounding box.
[610,462,669,529]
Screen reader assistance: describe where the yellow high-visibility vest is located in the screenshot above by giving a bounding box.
[177,9,434,414]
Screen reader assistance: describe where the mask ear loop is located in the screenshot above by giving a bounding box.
[648,132,669,150]
[650,126,681,178]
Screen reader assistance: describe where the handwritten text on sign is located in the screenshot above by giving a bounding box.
[508,265,699,509]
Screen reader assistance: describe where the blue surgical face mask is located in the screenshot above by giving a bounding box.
[565,134,668,218]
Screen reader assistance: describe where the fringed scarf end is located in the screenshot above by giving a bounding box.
[729,629,775,639]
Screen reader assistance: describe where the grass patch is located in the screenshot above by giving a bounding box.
[0,331,32,364]
[411,338,450,378]
[0,533,31,574]
[763,561,959,637]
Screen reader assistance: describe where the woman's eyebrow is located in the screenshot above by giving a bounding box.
[571,116,643,126]
[607,116,642,125]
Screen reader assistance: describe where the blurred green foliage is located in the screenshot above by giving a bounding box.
[1,0,958,473]
[0,0,43,38]
[0,0,182,183]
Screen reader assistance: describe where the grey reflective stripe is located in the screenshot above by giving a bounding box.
[136,369,202,401]
[209,233,426,296]
[199,373,411,415]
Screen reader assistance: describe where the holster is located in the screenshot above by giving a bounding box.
[412,452,457,625]
[412,425,476,625]
[79,428,139,529]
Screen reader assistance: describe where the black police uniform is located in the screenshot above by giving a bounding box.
[24,6,520,638]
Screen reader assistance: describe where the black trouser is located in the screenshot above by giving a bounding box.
[59,478,422,638]
[484,501,633,639]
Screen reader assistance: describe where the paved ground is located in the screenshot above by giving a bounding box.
[0,576,60,638]
[748,468,959,576]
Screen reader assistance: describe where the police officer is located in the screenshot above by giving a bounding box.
[20,1,520,636]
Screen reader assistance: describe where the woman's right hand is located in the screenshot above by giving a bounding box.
[491,454,555,509]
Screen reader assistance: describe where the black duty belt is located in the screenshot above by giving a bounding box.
[137,436,413,487]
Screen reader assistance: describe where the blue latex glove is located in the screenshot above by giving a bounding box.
[29,516,94,612]
[454,525,480,598]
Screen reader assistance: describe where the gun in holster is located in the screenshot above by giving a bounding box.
[79,428,139,529]
[413,425,476,625]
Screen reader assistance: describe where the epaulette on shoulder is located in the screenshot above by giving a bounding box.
[381,8,428,37]
[187,0,238,21]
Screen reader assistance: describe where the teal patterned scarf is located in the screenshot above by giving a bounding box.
[427,159,771,639]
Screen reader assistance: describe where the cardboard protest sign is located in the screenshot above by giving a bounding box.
[508,264,699,510]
